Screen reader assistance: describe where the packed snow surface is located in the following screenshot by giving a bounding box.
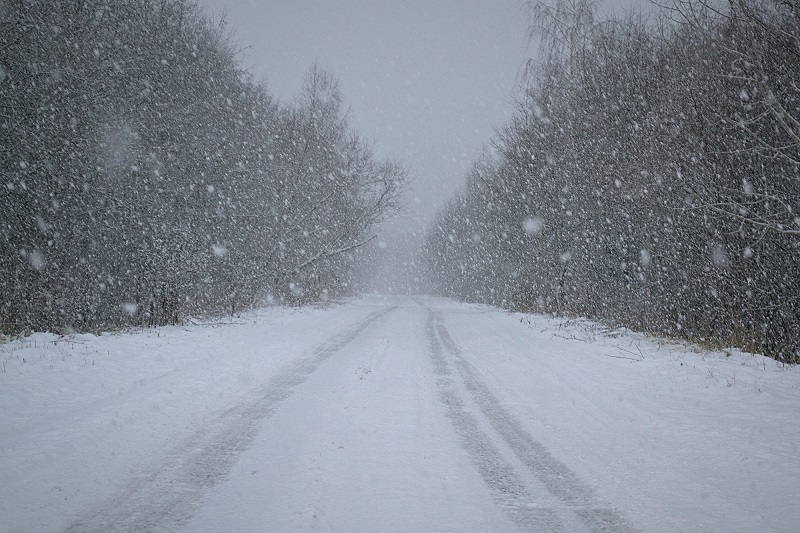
[1,295,798,532]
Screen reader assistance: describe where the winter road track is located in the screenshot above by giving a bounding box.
[6,294,798,532]
[64,307,394,533]
[183,298,636,532]
[427,309,637,532]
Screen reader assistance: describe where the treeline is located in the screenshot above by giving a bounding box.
[425,0,799,362]
[0,0,404,333]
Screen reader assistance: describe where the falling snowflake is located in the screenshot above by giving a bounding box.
[711,244,728,266]
[739,88,750,102]
[522,216,544,236]
[639,249,652,268]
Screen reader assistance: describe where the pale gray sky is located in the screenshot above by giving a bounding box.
[194,0,533,228]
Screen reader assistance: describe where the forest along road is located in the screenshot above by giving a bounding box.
[3,295,799,532]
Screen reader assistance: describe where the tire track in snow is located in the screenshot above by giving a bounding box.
[65,307,394,533]
[426,311,565,532]
[428,309,637,533]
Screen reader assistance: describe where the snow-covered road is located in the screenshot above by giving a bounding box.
[2,295,799,532]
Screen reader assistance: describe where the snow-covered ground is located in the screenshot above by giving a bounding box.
[1,295,798,532]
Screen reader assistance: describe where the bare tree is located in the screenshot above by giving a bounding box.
[667,0,800,236]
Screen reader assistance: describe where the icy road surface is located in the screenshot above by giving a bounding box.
[2,295,799,532]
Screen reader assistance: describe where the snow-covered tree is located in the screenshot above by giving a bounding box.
[425,0,798,361]
[0,0,405,333]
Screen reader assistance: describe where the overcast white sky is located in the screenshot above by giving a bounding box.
[194,0,533,228]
